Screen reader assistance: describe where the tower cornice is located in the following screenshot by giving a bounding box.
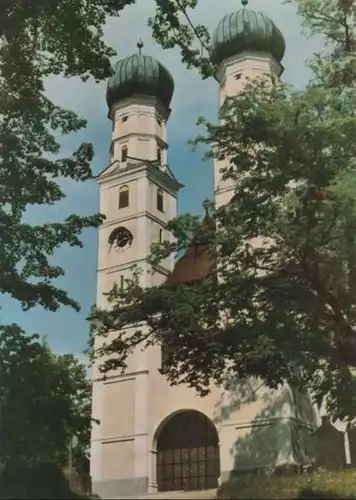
[217,50,284,85]
[110,133,169,151]
[97,159,183,195]
[108,94,171,121]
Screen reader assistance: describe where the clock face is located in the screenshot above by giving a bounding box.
[109,227,133,252]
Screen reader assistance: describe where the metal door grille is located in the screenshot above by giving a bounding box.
[156,411,220,492]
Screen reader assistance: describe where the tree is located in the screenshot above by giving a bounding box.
[0,323,92,467]
[0,0,137,313]
[91,0,356,422]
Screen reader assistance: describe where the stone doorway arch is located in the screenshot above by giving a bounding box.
[155,410,220,492]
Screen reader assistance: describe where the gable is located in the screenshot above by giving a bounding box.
[96,160,120,179]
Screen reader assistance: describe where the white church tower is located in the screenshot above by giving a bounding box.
[90,41,182,497]
[91,5,317,499]
[213,0,285,209]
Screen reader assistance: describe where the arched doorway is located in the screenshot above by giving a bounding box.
[156,410,220,492]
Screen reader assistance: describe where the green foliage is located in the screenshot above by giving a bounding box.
[0,0,136,313]
[217,469,356,499]
[0,460,83,499]
[149,0,217,79]
[0,324,93,468]
[284,0,356,87]
[92,0,356,422]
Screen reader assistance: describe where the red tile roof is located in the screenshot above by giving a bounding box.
[165,216,215,286]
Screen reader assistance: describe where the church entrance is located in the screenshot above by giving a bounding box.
[156,410,220,492]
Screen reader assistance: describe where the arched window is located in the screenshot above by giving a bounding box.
[121,145,128,162]
[119,185,129,209]
[157,188,164,212]
[157,148,162,165]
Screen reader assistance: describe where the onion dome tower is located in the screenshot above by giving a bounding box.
[91,42,182,497]
[211,0,285,70]
[106,40,175,165]
[211,1,286,208]
[106,40,174,112]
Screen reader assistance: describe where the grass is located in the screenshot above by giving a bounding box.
[217,468,356,499]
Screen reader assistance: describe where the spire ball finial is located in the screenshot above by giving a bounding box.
[137,38,144,55]
[241,0,248,6]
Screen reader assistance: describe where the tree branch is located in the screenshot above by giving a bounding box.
[174,0,219,82]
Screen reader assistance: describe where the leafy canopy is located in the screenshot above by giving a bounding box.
[0,0,136,313]
[0,324,92,467]
[91,0,356,421]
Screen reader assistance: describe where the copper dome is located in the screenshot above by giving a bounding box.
[165,215,215,286]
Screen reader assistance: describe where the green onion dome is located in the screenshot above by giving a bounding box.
[212,8,286,67]
[106,41,174,110]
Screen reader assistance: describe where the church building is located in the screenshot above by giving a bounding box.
[90,2,318,497]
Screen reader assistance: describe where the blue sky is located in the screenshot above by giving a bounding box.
[1,0,322,362]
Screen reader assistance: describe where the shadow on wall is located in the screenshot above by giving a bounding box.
[213,378,318,477]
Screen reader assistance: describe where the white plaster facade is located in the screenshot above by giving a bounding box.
[90,50,318,498]
[214,51,283,209]
[109,95,170,167]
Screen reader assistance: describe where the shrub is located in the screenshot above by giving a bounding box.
[0,460,84,499]
[217,469,356,499]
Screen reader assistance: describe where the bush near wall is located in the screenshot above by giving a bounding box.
[0,460,85,499]
[217,469,356,499]
[63,465,91,498]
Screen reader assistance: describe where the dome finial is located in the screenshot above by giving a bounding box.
[137,38,144,55]
[241,0,248,6]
